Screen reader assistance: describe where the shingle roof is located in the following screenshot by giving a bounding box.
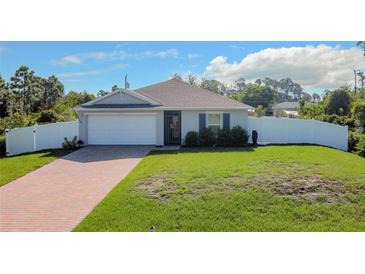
[273,101,300,110]
[135,79,253,110]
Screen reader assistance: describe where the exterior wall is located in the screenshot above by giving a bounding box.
[181,110,248,144]
[155,111,164,146]
[94,92,147,105]
[78,112,88,144]
[78,109,248,146]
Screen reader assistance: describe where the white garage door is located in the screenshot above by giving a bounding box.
[87,114,156,145]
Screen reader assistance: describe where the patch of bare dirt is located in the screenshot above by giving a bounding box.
[136,177,179,201]
[228,174,351,203]
[136,173,355,204]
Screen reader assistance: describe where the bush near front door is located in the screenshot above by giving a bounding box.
[184,126,249,147]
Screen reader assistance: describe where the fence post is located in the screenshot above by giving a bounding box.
[33,125,37,152]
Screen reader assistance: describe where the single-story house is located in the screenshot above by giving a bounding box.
[272,101,300,118]
[74,79,254,146]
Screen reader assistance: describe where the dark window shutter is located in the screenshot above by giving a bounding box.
[199,113,206,133]
[223,113,230,129]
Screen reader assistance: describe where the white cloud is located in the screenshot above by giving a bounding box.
[140,48,178,59]
[204,44,365,88]
[51,51,120,66]
[229,45,245,50]
[56,70,103,78]
[187,53,201,59]
[52,55,83,66]
[51,48,178,66]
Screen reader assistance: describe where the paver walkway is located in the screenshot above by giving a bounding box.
[0,146,151,231]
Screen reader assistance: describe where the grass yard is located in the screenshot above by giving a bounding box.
[74,145,365,232]
[0,149,72,187]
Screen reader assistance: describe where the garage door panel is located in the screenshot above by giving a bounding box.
[88,115,156,145]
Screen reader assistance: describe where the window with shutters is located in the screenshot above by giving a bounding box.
[207,113,221,135]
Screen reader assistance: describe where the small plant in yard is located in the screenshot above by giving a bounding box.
[230,126,249,146]
[62,136,79,150]
[184,131,200,147]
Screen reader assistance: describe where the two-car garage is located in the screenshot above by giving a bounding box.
[87,114,157,145]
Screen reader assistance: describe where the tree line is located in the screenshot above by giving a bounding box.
[170,73,319,109]
[0,66,96,135]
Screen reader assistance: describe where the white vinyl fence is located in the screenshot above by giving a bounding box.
[247,117,348,151]
[6,121,79,156]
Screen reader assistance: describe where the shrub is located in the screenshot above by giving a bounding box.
[184,131,200,147]
[230,126,249,147]
[199,128,216,146]
[62,136,78,150]
[355,134,365,157]
[36,110,59,124]
[352,100,365,131]
[348,131,363,152]
[216,128,232,146]
[0,112,33,135]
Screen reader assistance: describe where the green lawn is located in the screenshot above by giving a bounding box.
[74,145,365,232]
[0,149,71,187]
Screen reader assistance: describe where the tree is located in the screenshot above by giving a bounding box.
[234,77,246,91]
[200,79,226,94]
[97,89,109,97]
[9,66,44,114]
[0,75,12,117]
[36,110,59,124]
[111,85,120,92]
[239,84,277,108]
[186,74,198,86]
[41,76,64,110]
[301,92,312,103]
[352,100,365,131]
[324,87,351,115]
[312,93,321,103]
[170,73,183,81]
[255,105,266,117]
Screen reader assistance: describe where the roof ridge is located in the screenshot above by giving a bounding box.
[135,78,177,92]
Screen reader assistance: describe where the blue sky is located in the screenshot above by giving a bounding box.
[0,41,364,95]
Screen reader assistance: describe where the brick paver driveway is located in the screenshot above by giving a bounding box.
[0,146,152,232]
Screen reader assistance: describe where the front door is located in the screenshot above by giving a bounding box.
[164,111,181,145]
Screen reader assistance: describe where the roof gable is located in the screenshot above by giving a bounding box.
[82,89,161,107]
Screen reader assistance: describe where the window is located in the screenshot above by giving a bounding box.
[207,113,221,135]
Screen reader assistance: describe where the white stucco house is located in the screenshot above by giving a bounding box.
[74,79,254,146]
